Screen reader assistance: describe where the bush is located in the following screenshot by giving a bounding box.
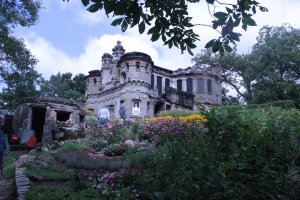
[157,108,198,117]
[143,114,207,144]
[130,106,300,199]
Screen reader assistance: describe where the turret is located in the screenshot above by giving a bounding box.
[118,52,153,85]
[112,41,125,59]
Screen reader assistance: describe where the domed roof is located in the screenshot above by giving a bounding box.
[112,41,125,53]
[102,53,113,59]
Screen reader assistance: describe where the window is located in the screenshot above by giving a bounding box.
[197,78,204,93]
[93,78,97,85]
[132,99,141,116]
[157,76,162,95]
[126,62,129,71]
[147,102,150,110]
[151,74,154,89]
[136,62,140,71]
[145,64,149,73]
[177,79,182,91]
[187,78,193,93]
[207,79,212,95]
[165,78,170,90]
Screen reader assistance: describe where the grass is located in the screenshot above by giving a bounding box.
[25,163,74,181]
[25,185,101,200]
[3,151,24,179]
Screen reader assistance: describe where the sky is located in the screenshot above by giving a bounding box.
[13,0,300,80]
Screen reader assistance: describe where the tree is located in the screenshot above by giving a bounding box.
[0,0,41,82]
[193,25,300,106]
[64,0,267,55]
[0,0,42,109]
[40,72,86,100]
[0,68,43,109]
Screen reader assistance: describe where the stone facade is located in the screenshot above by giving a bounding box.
[13,97,85,143]
[85,41,222,120]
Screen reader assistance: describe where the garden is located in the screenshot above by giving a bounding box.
[5,105,300,199]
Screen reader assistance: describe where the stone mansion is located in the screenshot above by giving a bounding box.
[84,41,222,120]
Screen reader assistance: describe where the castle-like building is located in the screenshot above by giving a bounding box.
[84,41,222,120]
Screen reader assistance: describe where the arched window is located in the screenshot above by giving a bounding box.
[145,64,149,73]
[177,79,182,91]
[93,78,97,85]
[136,62,140,71]
[187,78,193,93]
[126,62,129,71]
[207,79,212,95]
[197,78,204,93]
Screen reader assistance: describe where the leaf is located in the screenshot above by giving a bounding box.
[252,6,256,14]
[111,18,123,26]
[224,44,233,52]
[205,39,216,48]
[187,47,194,56]
[206,0,215,4]
[82,0,89,7]
[138,21,145,34]
[259,6,268,12]
[151,33,160,42]
[245,17,257,26]
[214,12,228,19]
[87,3,101,13]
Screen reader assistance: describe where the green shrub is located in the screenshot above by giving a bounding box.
[157,108,197,117]
[130,106,300,199]
[25,185,101,200]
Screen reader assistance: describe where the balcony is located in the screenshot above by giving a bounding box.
[165,87,194,108]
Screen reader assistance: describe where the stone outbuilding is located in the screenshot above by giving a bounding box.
[13,97,85,143]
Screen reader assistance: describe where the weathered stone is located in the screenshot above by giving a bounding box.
[13,97,84,143]
[124,140,135,147]
[85,42,222,119]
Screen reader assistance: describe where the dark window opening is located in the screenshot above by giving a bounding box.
[126,62,129,71]
[145,64,149,73]
[157,76,162,95]
[93,78,97,85]
[165,78,170,90]
[177,79,182,91]
[32,107,46,142]
[207,79,212,95]
[56,111,71,122]
[154,101,164,116]
[187,78,193,93]
[151,74,154,89]
[136,62,140,71]
[166,104,171,110]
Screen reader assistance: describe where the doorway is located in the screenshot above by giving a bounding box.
[31,107,46,142]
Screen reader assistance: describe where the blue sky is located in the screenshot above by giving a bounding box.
[14,0,300,80]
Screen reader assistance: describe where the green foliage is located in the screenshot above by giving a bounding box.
[25,163,74,180]
[3,151,24,179]
[129,106,300,199]
[25,185,101,200]
[0,0,42,109]
[40,72,86,100]
[56,141,86,153]
[63,0,267,55]
[247,100,296,109]
[193,24,300,106]
[157,108,198,117]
